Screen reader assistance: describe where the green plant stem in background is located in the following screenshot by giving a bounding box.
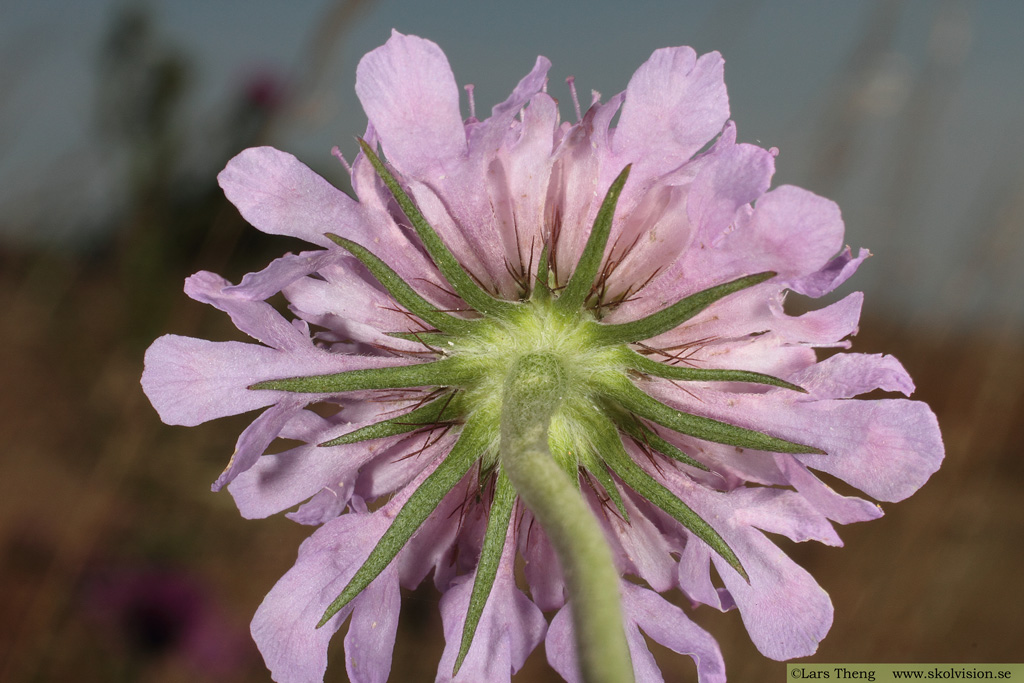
[498,353,634,683]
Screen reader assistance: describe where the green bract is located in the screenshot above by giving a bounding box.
[249,143,819,676]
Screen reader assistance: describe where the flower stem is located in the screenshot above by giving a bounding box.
[498,353,634,683]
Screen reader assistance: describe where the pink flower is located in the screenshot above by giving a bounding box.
[142,30,944,683]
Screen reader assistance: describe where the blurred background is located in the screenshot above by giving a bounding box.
[1,0,1021,681]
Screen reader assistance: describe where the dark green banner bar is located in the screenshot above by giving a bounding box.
[787,664,1024,682]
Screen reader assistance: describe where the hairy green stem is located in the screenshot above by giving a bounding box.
[498,353,634,683]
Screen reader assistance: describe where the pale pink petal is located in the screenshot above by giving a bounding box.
[218,146,370,247]
[736,185,846,279]
[788,246,870,297]
[792,352,915,398]
[211,397,306,491]
[141,335,408,426]
[250,511,391,683]
[492,93,560,278]
[686,128,776,246]
[251,454,442,682]
[355,30,467,177]
[228,414,413,520]
[344,563,401,683]
[227,250,343,301]
[520,516,566,611]
[436,527,546,682]
[622,583,727,683]
[185,271,309,351]
[549,94,625,286]
[546,582,727,683]
[776,455,883,526]
[605,491,677,592]
[646,379,944,502]
[613,47,729,179]
[468,55,551,158]
[657,473,834,659]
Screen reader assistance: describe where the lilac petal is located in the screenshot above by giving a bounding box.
[353,429,459,503]
[280,269,429,352]
[398,450,478,591]
[344,563,401,683]
[355,30,467,178]
[776,455,883,526]
[711,501,834,658]
[635,185,845,321]
[228,412,405,520]
[613,47,729,179]
[141,335,407,427]
[544,604,582,683]
[142,336,294,426]
[604,129,775,310]
[218,147,370,247]
[643,286,860,360]
[286,260,414,333]
[766,291,863,347]
[409,52,552,297]
[792,352,915,399]
[228,250,344,301]
[250,512,389,683]
[437,529,546,682]
[605,491,677,592]
[786,398,943,502]
[549,94,625,286]
[601,181,691,305]
[647,380,944,502]
[286,482,354,526]
[622,583,727,683]
[546,582,726,683]
[185,271,309,351]
[687,129,776,246]
[487,94,559,281]
[212,397,306,491]
[468,55,551,159]
[660,474,835,660]
[519,516,566,611]
[739,185,846,279]
[405,178,504,295]
[789,246,870,298]
[546,598,670,683]
[251,456,442,682]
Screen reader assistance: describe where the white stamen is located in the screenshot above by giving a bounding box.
[464,83,476,120]
[566,76,582,121]
[331,146,352,175]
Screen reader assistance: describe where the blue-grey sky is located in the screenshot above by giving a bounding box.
[3,0,1023,328]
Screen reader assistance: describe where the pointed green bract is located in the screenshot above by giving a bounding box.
[620,348,807,393]
[580,447,629,520]
[591,271,777,345]
[249,357,473,394]
[453,469,516,675]
[606,404,709,471]
[319,392,465,447]
[531,243,551,303]
[327,233,480,336]
[586,413,747,581]
[387,331,454,345]
[317,414,495,627]
[602,374,825,454]
[357,139,516,318]
[556,165,632,314]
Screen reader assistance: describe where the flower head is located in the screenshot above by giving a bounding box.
[142,30,944,683]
